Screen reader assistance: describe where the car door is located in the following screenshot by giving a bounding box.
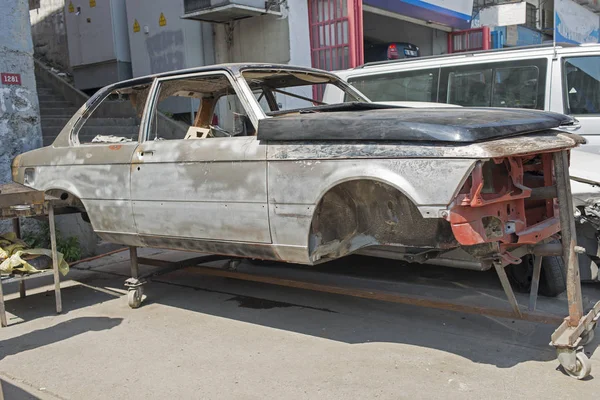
[558,54,600,151]
[48,82,148,245]
[130,71,271,244]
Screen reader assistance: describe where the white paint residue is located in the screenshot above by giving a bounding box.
[0,88,10,114]
[13,88,32,112]
[0,87,33,115]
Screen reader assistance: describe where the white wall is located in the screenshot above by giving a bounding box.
[287,0,312,67]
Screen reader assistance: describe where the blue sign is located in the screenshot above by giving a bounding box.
[364,0,474,29]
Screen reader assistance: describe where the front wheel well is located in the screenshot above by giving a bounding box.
[308,179,457,262]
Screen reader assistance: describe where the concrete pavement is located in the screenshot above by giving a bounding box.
[1,249,599,399]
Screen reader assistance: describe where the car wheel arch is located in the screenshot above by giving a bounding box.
[45,188,88,213]
[307,178,450,263]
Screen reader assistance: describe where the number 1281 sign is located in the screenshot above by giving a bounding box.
[1,73,22,86]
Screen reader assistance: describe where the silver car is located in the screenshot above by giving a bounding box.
[12,64,583,289]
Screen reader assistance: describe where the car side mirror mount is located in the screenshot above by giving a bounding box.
[233,113,255,136]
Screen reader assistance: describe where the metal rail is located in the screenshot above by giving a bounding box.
[179,264,566,325]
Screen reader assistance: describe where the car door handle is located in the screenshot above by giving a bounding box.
[140,150,155,157]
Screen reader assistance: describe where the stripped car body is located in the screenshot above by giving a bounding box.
[11,64,585,269]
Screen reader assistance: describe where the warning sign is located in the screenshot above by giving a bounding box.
[89,0,96,7]
[159,12,167,27]
[68,1,74,13]
[133,19,140,33]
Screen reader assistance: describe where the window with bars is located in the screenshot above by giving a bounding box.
[525,3,537,29]
[308,0,363,99]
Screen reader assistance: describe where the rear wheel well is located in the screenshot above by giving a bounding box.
[308,179,456,262]
[45,189,88,220]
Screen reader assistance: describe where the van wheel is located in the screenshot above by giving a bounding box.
[506,251,566,298]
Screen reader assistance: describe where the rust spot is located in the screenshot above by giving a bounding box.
[109,145,122,150]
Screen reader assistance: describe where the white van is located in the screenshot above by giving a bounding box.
[325,43,600,284]
[325,43,600,150]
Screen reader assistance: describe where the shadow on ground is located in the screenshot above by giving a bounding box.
[6,252,600,373]
[0,317,122,361]
[84,254,600,370]
[2,274,120,326]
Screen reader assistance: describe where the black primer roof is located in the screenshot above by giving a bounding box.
[257,104,574,143]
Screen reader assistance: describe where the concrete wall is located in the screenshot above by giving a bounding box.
[214,13,291,64]
[0,0,43,231]
[213,1,312,112]
[29,0,70,70]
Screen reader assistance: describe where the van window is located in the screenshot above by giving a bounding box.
[492,66,539,108]
[564,56,600,115]
[347,69,439,102]
[440,59,547,109]
[447,69,492,107]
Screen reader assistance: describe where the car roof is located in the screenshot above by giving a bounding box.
[109,63,336,91]
[336,43,600,77]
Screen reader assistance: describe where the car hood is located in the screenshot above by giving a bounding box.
[257,105,575,143]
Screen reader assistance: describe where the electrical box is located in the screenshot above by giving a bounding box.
[125,0,215,115]
[65,0,132,90]
[182,0,281,23]
[125,0,214,78]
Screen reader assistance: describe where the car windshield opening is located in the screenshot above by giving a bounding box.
[242,69,365,115]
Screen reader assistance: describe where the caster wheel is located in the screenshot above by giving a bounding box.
[564,352,592,380]
[580,330,595,346]
[128,288,143,309]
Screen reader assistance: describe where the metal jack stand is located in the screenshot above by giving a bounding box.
[549,151,600,379]
[124,247,229,308]
[124,247,146,309]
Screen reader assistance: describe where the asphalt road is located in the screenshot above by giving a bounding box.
[1,249,599,399]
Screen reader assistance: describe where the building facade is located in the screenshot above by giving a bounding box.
[32,0,600,88]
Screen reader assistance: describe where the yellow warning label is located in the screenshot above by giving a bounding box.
[68,1,74,13]
[133,19,140,33]
[89,0,96,7]
[159,12,167,27]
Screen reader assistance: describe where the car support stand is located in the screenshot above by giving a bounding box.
[124,246,145,309]
[548,150,600,379]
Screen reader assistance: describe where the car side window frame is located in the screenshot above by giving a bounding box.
[140,70,265,143]
[70,81,152,146]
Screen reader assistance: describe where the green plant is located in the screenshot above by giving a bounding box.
[22,222,82,262]
[57,236,81,262]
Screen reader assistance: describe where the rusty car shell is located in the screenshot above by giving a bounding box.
[12,64,585,267]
